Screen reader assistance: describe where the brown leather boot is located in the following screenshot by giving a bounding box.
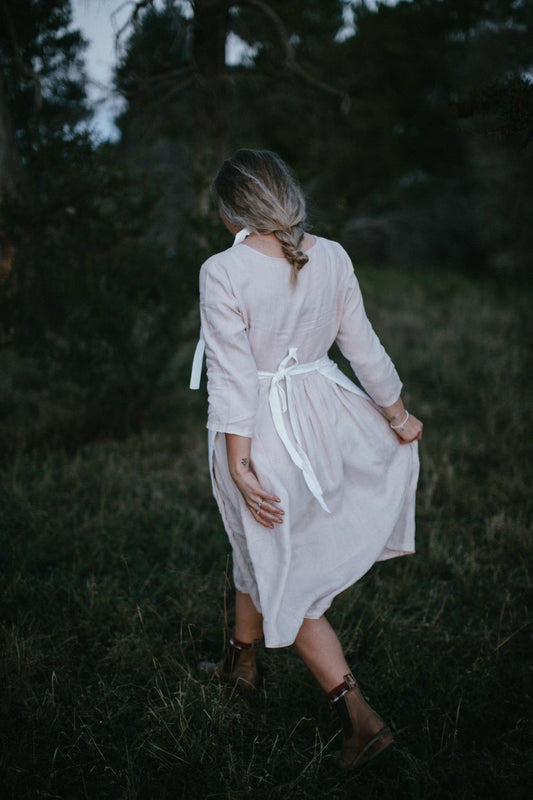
[200,637,261,690]
[332,673,393,769]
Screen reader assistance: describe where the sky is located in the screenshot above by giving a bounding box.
[71,0,130,140]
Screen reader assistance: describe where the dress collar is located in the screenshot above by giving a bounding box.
[232,228,251,246]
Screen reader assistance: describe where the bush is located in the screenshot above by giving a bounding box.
[1,133,203,447]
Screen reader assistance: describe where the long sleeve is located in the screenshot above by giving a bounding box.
[199,257,260,436]
[335,249,402,407]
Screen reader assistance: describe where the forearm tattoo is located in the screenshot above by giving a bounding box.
[241,458,248,468]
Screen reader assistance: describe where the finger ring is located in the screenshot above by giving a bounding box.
[257,500,263,511]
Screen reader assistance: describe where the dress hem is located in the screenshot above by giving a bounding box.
[261,548,416,649]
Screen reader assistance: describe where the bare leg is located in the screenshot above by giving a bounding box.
[233,590,263,642]
[293,615,351,693]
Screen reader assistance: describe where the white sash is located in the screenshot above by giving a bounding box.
[258,348,371,512]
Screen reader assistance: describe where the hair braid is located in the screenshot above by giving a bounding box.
[273,226,309,281]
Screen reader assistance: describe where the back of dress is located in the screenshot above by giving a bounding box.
[200,235,402,439]
[231,237,344,371]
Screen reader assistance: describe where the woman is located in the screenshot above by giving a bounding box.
[191,149,423,770]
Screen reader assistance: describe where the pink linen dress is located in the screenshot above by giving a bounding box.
[198,235,419,648]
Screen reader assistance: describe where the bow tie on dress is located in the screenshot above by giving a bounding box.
[258,348,332,513]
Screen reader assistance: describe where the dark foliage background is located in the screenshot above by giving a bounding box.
[1,0,532,439]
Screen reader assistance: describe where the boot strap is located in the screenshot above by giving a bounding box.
[330,673,358,705]
[343,672,358,690]
[229,636,261,651]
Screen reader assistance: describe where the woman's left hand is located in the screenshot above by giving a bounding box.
[392,413,423,444]
[382,398,423,445]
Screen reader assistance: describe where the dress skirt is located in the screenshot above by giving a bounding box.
[210,368,418,648]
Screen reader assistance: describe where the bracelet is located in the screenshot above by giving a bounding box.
[389,411,410,431]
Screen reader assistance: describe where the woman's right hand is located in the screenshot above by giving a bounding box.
[225,432,284,529]
[231,469,285,529]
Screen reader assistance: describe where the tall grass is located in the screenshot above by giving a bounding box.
[1,267,531,799]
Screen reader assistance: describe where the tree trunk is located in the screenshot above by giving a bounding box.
[192,0,230,226]
[0,74,20,199]
[0,71,20,287]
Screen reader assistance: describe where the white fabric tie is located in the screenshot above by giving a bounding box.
[258,348,374,512]
[189,228,251,390]
[259,349,334,513]
[233,227,251,245]
[189,328,205,390]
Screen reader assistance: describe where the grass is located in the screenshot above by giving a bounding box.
[1,266,532,798]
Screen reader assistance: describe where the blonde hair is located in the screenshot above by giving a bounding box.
[212,149,308,281]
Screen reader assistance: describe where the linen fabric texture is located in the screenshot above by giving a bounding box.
[199,236,419,648]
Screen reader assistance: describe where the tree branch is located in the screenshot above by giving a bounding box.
[112,0,156,54]
[232,0,350,113]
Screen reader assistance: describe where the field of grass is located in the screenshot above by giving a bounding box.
[1,266,531,799]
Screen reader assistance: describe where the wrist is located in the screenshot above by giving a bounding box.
[389,410,410,431]
[229,457,251,479]
[382,396,404,421]
[384,407,405,424]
